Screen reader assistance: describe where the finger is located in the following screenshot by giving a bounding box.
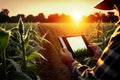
[62,48,68,52]
[88,44,96,50]
[60,48,65,55]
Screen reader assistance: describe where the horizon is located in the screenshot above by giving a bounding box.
[1,0,114,17]
[0,0,117,23]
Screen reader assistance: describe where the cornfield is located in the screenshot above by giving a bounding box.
[0,19,116,80]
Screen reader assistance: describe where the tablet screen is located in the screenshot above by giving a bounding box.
[66,36,87,52]
[66,36,90,56]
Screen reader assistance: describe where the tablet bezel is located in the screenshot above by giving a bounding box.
[58,35,94,58]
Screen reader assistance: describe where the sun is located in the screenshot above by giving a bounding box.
[71,11,83,26]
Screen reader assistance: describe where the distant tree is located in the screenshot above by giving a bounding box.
[46,13,73,23]
[86,11,118,23]
[47,13,59,22]
[87,14,97,22]
[100,13,108,22]
[35,13,46,22]
[25,14,35,22]
[94,12,103,22]
[9,16,18,22]
[9,14,25,23]
[107,12,118,22]
[0,9,9,23]
[0,9,9,16]
[17,14,25,19]
[0,8,118,23]
[59,13,73,22]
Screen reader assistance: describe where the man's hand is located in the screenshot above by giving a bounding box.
[88,43,103,61]
[60,48,74,67]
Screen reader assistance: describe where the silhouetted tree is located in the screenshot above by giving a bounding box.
[9,14,25,22]
[1,9,9,16]
[0,8,118,23]
[25,14,35,22]
[9,16,18,22]
[100,13,108,22]
[85,11,118,23]
[0,9,9,23]
[35,13,46,22]
[107,12,118,22]
[59,13,73,22]
[46,13,59,22]
[17,14,25,19]
[87,14,97,22]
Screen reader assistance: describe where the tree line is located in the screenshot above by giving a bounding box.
[0,9,118,23]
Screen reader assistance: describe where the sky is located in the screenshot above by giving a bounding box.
[0,0,116,18]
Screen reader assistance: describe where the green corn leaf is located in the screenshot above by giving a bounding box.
[38,37,50,44]
[29,40,40,46]
[29,30,38,37]
[24,27,31,50]
[7,58,21,72]
[10,27,19,32]
[27,64,41,77]
[26,46,42,56]
[18,17,24,35]
[8,71,32,80]
[30,29,51,44]
[38,31,51,44]
[10,56,22,62]
[14,47,22,55]
[27,52,46,63]
[0,28,10,57]
[24,36,29,50]
[24,26,30,39]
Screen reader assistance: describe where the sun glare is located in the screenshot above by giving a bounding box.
[71,11,83,26]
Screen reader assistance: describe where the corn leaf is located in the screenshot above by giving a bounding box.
[18,17,24,35]
[27,64,40,77]
[0,29,10,57]
[8,71,32,80]
[26,46,40,56]
[29,30,38,37]
[7,58,21,72]
[24,36,29,50]
[27,52,46,63]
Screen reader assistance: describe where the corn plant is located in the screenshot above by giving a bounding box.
[88,21,116,50]
[0,28,10,80]
[0,17,47,80]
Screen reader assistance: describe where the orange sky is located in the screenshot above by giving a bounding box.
[0,0,116,18]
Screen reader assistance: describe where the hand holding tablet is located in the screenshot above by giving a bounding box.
[58,35,94,58]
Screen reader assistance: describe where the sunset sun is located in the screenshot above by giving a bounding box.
[71,11,83,26]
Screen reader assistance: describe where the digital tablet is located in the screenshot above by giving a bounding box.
[58,35,94,58]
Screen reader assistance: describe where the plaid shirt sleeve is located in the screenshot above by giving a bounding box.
[70,26,120,80]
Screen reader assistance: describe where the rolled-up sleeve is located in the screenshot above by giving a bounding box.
[70,60,96,80]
